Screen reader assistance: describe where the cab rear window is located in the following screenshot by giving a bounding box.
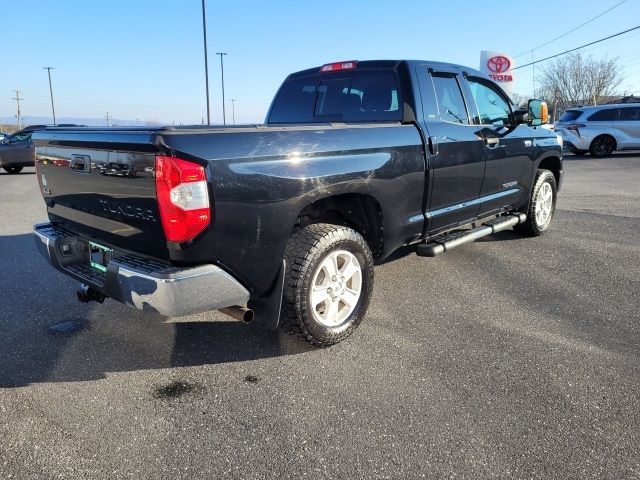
[268,70,402,124]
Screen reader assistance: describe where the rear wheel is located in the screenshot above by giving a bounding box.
[3,166,23,174]
[280,223,374,347]
[515,169,557,237]
[589,135,615,158]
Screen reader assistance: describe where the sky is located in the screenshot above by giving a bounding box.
[1,0,639,126]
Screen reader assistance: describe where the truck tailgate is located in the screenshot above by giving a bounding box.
[33,129,169,259]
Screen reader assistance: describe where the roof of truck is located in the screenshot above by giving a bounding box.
[287,59,487,79]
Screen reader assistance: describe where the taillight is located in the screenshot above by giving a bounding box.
[155,155,211,243]
[566,123,585,135]
[320,60,358,73]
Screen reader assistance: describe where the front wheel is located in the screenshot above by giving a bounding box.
[515,169,557,237]
[3,166,23,174]
[280,223,374,347]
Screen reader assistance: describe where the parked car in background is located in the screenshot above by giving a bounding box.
[0,129,35,174]
[0,124,85,173]
[555,104,640,157]
[0,132,9,142]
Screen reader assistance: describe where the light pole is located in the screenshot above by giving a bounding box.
[216,52,227,125]
[43,67,56,124]
[201,0,211,125]
[229,98,236,125]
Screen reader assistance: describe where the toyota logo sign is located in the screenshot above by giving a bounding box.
[487,55,511,73]
[479,51,515,94]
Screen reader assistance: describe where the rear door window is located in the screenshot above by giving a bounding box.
[268,69,402,123]
[430,73,469,124]
[587,108,618,121]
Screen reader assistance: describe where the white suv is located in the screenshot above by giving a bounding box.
[555,104,640,157]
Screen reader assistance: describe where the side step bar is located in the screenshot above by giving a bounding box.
[416,213,526,257]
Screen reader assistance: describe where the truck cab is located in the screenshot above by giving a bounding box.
[266,60,562,237]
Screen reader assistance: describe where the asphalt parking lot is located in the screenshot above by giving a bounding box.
[1,154,639,479]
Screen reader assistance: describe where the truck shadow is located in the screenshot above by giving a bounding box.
[564,150,640,160]
[377,230,524,265]
[0,233,312,388]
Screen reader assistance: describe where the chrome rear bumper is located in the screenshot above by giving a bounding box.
[33,222,249,317]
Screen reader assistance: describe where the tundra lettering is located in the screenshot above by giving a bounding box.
[98,198,157,222]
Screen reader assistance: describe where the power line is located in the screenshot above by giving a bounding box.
[514,0,627,58]
[575,30,640,56]
[514,25,640,70]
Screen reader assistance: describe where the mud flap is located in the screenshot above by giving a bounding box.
[248,260,285,330]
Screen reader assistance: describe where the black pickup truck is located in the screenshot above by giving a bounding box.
[33,59,562,346]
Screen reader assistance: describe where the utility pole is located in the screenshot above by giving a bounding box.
[43,67,56,124]
[201,0,211,125]
[12,90,23,130]
[229,98,236,125]
[216,52,227,125]
[105,112,111,126]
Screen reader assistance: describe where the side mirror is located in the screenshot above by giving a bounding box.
[528,99,548,126]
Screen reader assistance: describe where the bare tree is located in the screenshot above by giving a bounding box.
[537,52,622,112]
[510,93,529,108]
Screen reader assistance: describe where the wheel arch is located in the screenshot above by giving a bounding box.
[292,193,384,259]
[536,154,562,187]
[590,133,618,151]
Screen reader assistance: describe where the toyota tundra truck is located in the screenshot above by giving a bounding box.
[32,60,563,346]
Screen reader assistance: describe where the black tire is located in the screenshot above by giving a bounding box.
[515,169,557,237]
[589,135,615,158]
[3,166,23,174]
[279,223,374,347]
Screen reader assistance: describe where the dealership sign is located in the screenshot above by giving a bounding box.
[479,51,515,96]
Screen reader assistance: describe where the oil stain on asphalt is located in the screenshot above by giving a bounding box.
[153,380,202,399]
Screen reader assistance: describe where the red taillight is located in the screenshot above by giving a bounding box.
[320,60,358,73]
[566,123,585,133]
[155,155,211,243]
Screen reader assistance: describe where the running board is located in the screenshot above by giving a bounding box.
[416,213,526,257]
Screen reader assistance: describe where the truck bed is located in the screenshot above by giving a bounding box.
[33,122,426,295]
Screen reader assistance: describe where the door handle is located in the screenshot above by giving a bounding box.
[484,137,500,146]
[428,136,438,156]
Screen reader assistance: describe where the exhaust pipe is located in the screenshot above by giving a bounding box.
[219,306,254,323]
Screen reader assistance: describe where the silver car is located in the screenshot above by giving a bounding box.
[555,104,640,157]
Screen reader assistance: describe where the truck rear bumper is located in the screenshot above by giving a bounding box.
[33,222,250,317]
